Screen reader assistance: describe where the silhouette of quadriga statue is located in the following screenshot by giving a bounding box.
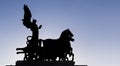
[16,4,74,61]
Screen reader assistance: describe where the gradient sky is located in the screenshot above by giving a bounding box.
[0,0,120,66]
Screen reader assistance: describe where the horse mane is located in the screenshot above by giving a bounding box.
[59,29,72,39]
[60,29,68,37]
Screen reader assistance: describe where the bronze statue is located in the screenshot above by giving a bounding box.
[16,5,74,61]
[17,4,42,61]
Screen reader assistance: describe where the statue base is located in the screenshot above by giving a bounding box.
[16,61,75,66]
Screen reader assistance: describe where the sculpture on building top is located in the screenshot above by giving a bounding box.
[16,4,74,61]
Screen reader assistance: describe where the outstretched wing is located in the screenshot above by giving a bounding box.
[22,4,32,28]
[23,4,32,20]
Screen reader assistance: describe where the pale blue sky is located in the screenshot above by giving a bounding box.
[0,0,120,66]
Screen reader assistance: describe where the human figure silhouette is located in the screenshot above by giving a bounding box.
[29,19,42,46]
[20,5,42,60]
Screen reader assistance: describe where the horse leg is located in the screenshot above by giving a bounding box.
[71,53,74,61]
[23,53,26,61]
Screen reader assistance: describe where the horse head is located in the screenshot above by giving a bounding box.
[60,29,74,42]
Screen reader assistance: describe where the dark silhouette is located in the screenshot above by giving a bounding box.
[16,4,74,61]
[17,4,42,61]
[38,29,74,61]
[22,5,42,61]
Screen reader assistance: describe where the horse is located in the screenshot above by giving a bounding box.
[38,29,74,61]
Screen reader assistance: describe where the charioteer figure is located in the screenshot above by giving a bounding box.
[17,4,42,61]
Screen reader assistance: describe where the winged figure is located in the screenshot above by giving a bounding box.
[22,4,32,28]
